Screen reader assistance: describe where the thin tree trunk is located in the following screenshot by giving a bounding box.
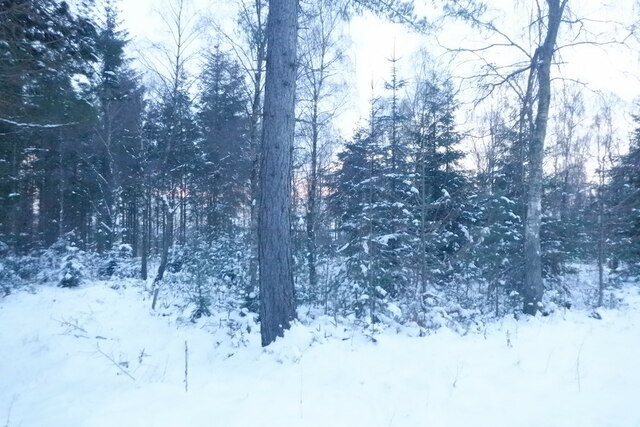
[58,136,65,239]
[258,0,298,346]
[596,132,608,307]
[306,100,319,292]
[152,199,173,310]
[597,196,605,307]
[141,188,150,281]
[248,0,267,298]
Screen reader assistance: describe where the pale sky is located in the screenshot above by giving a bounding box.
[118,0,640,166]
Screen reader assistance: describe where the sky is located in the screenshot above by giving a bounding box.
[117,0,640,163]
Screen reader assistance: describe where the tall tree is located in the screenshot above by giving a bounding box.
[142,0,200,289]
[197,47,250,231]
[522,0,568,315]
[332,95,391,321]
[297,0,346,294]
[258,0,299,346]
[443,0,573,314]
[92,2,144,253]
[214,0,268,298]
[607,110,640,276]
[591,105,616,306]
[0,0,97,249]
[404,68,467,301]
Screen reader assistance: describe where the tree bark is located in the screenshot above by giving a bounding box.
[258,0,298,346]
[523,0,567,315]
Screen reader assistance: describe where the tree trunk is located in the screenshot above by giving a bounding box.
[523,0,567,315]
[258,0,298,346]
[597,196,605,307]
[248,0,267,301]
[152,200,173,310]
[141,188,150,281]
[596,123,609,308]
[306,99,319,292]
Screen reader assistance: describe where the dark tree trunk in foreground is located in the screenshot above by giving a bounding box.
[259,0,298,346]
[523,0,567,315]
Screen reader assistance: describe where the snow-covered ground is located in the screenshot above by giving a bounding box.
[1,280,639,427]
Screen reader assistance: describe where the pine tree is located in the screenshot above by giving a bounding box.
[333,89,409,322]
[333,125,391,321]
[607,114,640,274]
[197,47,250,232]
[144,79,199,285]
[469,103,526,314]
[258,0,298,346]
[0,0,98,250]
[92,2,144,252]
[404,74,467,297]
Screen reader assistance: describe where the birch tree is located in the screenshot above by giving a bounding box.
[442,0,634,314]
[298,0,347,294]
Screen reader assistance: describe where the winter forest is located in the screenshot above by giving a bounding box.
[2,0,640,425]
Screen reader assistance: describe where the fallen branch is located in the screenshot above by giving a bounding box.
[52,316,89,337]
[3,395,16,427]
[96,343,136,381]
[184,340,189,392]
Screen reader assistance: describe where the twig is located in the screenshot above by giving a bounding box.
[96,343,136,381]
[3,395,16,427]
[151,287,160,310]
[52,316,88,337]
[184,340,189,392]
[575,338,586,392]
[452,361,463,388]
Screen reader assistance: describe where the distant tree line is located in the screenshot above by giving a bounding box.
[1,0,639,337]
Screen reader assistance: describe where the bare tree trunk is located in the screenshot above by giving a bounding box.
[258,0,298,346]
[523,0,567,315]
[152,200,173,310]
[298,0,346,300]
[58,137,65,239]
[248,0,268,300]
[156,209,172,284]
[249,67,265,298]
[597,197,605,307]
[594,106,613,308]
[419,131,427,295]
[141,187,150,281]
[306,119,319,291]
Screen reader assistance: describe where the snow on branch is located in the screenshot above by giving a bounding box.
[0,117,78,129]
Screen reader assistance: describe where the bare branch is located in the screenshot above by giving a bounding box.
[95,343,136,381]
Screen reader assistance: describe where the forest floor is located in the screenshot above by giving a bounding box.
[1,276,639,427]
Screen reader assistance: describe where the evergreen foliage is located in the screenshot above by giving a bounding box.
[607,115,640,273]
[0,0,637,332]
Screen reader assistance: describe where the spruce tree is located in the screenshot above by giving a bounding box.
[197,47,250,232]
[607,114,640,273]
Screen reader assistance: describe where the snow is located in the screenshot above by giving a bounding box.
[500,196,516,205]
[2,280,640,427]
[375,233,398,246]
[336,242,350,253]
[458,224,471,241]
[0,117,78,129]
